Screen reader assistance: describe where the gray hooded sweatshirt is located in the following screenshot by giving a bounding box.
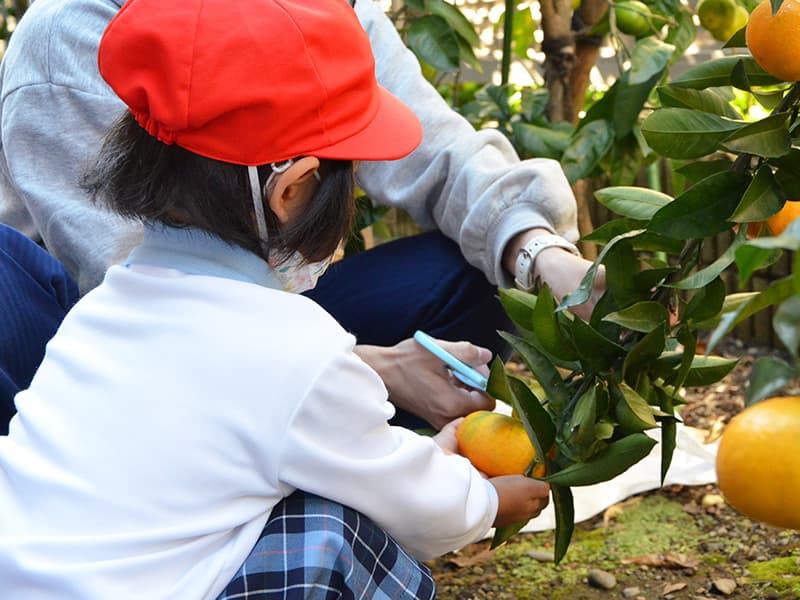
[0,0,578,295]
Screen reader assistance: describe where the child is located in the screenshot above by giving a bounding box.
[0,0,551,597]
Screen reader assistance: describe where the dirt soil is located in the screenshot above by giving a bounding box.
[427,340,800,600]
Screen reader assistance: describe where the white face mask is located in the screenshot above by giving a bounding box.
[248,162,331,293]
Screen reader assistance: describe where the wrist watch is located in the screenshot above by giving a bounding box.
[514,234,580,292]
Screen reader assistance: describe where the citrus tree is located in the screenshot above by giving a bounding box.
[479,0,800,562]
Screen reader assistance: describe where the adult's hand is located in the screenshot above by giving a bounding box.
[354,337,495,430]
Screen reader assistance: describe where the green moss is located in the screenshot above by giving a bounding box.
[748,554,800,595]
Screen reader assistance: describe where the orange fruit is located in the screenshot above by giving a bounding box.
[746,0,800,81]
[715,396,800,530]
[712,5,749,41]
[765,200,800,235]
[456,410,547,477]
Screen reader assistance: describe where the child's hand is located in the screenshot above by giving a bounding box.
[433,417,463,455]
[489,475,551,527]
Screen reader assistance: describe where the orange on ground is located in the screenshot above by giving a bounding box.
[715,396,800,530]
[765,200,800,235]
[746,0,800,81]
[456,410,547,477]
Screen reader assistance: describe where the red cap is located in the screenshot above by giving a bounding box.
[98,0,422,166]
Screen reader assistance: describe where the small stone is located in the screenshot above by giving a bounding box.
[526,549,554,562]
[712,577,737,595]
[622,586,640,598]
[587,568,617,590]
[702,494,725,508]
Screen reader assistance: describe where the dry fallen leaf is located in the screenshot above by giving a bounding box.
[662,581,688,595]
[445,548,496,568]
[712,577,737,595]
[602,496,643,528]
[621,552,700,569]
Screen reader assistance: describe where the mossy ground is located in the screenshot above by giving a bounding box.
[428,485,800,599]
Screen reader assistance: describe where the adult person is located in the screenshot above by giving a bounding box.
[0,0,551,595]
[0,0,604,429]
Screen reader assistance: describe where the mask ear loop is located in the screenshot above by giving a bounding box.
[248,160,296,246]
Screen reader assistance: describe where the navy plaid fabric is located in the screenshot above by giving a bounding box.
[218,491,436,599]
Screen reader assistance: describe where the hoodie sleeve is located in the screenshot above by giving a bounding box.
[354,0,579,288]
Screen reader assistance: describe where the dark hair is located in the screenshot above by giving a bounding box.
[81,111,355,263]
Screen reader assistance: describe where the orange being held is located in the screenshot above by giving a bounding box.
[456,410,549,477]
[746,0,800,81]
[715,396,800,530]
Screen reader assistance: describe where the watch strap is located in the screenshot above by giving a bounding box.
[514,234,580,292]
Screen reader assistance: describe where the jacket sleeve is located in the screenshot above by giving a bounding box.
[279,346,498,561]
[0,0,142,294]
[354,0,579,288]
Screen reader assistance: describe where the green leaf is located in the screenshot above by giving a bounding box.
[560,120,615,183]
[498,287,537,332]
[745,356,796,406]
[613,381,659,432]
[659,397,677,483]
[499,331,571,413]
[613,70,663,139]
[571,319,627,373]
[683,355,739,387]
[629,38,674,85]
[562,385,598,449]
[681,276,726,324]
[407,16,460,72]
[559,229,645,312]
[730,165,787,222]
[543,433,657,486]
[670,226,745,290]
[487,356,515,406]
[622,325,667,385]
[582,218,647,243]
[594,186,673,220]
[707,277,796,352]
[670,56,782,89]
[649,171,749,239]
[692,291,760,330]
[603,239,643,307]
[641,108,743,159]
[603,301,670,333]
[657,86,741,118]
[508,375,557,458]
[773,295,800,359]
[551,484,575,565]
[533,286,578,361]
[513,122,572,160]
[491,520,528,549]
[721,112,792,158]
[771,149,800,198]
[425,0,481,46]
[521,87,549,121]
[675,158,734,184]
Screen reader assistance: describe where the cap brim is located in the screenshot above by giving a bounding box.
[310,85,423,162]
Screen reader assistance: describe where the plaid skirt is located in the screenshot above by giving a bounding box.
[217,491,436,599]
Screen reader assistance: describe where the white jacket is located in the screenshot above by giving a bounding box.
[0,225,498,599]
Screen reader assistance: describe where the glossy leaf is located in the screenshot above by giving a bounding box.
[533,285,578,361]
[721,112,792,158]
[682,355,739,386]
[543,433,657,486]
[615,381,659,431]
[521,88,549,121]
[551,484,574,564]
[407,16,460,72]
[670,56,782,89]
[594,186,672,220]
[560,230,645,312]
[675,158,733,184]
[614,70,662,139]
[499,331,571,413]
[513,122,571,160]
[571,318,626,373]
[426,0,481,46]
[497,287,537,332]
[628,38,674,85]
[670,226,746,290]
[773,295,800,359]
[641,108,742,159]
[681,276,726,324]
[657,86,741,118]
[648,171,749,239]
[603,301,670,333]
[745,356,796,406]
[622,325,667,386]
[730,165,786,222]
[560,120,614,183]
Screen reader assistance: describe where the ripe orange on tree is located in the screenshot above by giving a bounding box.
[746,0,800,82]
[765,200,800,235]
[456,410,548,477]
[715,396,800,530]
